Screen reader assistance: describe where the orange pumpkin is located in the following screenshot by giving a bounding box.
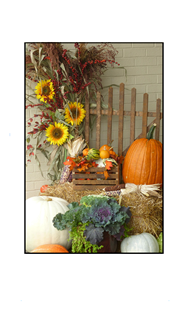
[100,147,110,159]
[122,124,162,185]
[31,244,69,253]
[83,148,89,156]
[40,185,48,193]
[99,144,113,152]
[109,150,117,157]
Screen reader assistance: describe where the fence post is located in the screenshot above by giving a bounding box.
[96,91,101,149]
[118,83,124,155]
[142,93,148,138]
[130,88,136,144]
[84,93,90,145]
[107,87,113,145]
[155,98,161,141]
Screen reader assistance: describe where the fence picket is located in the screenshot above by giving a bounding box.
[130,88,136,144]
[155,99,161,141]
[96,91,101,149]
[107,87,113,145]
[84,93,90,145]
[118,83,124,156]
[142,93,148,138]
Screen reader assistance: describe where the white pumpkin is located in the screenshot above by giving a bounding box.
[26,196,71,252]
[120,233,159,253]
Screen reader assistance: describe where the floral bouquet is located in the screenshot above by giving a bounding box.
[25,42,121,183]
[53,195,132,253]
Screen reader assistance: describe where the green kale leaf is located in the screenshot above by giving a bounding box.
[52,213,67,230]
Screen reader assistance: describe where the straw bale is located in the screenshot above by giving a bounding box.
[40,182,163,238]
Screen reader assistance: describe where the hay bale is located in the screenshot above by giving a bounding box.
[40,181,103,203]
[41,182,163,238]
[121,192,163,238]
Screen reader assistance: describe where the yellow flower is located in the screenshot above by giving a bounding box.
[46,122,69,146]
[35,79,55,103]
[64,102,86,126]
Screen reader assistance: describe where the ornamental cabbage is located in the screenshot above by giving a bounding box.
[52,195,132,245]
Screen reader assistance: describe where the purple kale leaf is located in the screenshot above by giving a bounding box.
[84,224,104,245]
[88,205,114,227]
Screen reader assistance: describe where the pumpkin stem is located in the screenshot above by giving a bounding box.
[109,140,114,147]
[146,123,156,140]
[45,197,52,201]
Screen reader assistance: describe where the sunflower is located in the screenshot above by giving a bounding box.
[35,79,55,103]
[46,122,69,146]
[64,102,86,126]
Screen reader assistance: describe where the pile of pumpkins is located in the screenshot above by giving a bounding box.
[83,144,118,160]
[27,124,162,253]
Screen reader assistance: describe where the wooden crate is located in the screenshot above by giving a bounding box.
[72,166,120,190]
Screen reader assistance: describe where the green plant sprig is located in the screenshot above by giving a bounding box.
[69,222,103,253]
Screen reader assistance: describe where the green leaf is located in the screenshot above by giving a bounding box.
[34,153,44,178]
[54,109,64,120]
[37,147,50,160]
[47,146,61,173]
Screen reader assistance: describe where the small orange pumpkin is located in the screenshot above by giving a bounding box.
[83,148,89,156]
[31,244,69,253]
[109,150,116,157]
[122,124,162,185]
[100,147,110,159]
[99,144,113,152]
[40,185,48,193]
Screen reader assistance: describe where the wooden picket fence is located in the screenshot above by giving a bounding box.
[72,83,163,190]
[84,83,163,157]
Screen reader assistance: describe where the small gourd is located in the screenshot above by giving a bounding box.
[83,148,89,156]
[120,233,159,253]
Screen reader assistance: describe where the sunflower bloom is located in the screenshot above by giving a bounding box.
[46,122,69,146]
[64,102,86,126]
[35,79,55,103]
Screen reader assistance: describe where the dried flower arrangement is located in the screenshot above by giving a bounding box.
[25,42,122,183]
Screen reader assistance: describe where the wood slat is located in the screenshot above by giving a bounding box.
[73,174,117,179]
[73,167,118,172]
[73,185,107,190]
[89,108,162,119]
[118,83,124,155]
[155,98,161,141]
[142,93,148,138]
[73,180,118,185]
[84,93,90,145]
[96,92,101,149]
[107,87,113,145]
[130,88,136,144]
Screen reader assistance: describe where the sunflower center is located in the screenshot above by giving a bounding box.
[52,128,63,139]
[42,85,51,96]
[71,107,80,119]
